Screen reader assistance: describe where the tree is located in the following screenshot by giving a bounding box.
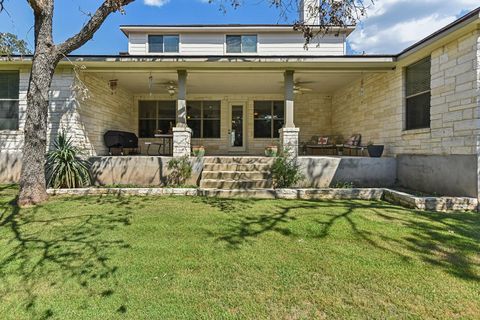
[1,0,369,206]
[0,32,32,56]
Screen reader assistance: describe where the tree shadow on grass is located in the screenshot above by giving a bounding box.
[0,192,138,318]
[213,198,480,281]
[194,196,254,214]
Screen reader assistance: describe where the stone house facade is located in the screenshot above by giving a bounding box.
[0,6,479,198]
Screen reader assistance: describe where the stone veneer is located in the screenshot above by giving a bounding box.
[331,30,480,156]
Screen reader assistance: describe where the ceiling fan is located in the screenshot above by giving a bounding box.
[148,76,178,96]
[279,80,314,94]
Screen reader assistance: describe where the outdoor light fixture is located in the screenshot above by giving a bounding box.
[108,79,118,94]
[167,86,176,96]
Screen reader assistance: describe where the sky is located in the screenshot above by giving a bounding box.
[0,0,478,55]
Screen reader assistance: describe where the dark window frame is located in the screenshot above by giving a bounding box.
[405,56,431,130]
[226,35,258,53]
[187,100,221,139]
[0,70,20,131]
[138,100,176,138]
[148,35,180,53]
[253,100,285,139]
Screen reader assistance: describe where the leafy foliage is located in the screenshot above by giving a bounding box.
[0,32,31,57]
[46,131,92,188]
[167,156,193,187]
[271,153,304,188]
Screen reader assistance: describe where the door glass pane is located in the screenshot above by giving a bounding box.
[148,35,163,53]
[164,35,179,53]
[139,101,157,118]
[242,35,257,53]
[226,35,241,53]
[231,105,243,147]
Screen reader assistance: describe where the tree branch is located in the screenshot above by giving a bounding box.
[56,0,135,56]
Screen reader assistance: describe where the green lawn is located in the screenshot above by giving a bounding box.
[0,185,479,319]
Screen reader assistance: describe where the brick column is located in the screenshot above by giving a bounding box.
[173,70,191,157]
[280,70,299,157]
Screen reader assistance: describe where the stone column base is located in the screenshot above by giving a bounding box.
[173,127,192,157]
[279,127,300,158]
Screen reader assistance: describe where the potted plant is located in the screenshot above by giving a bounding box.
[192,145,205,157]
[367,141,384,158]
[265,145,278,157]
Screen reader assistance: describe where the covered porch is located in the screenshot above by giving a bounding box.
[72,56,396,158]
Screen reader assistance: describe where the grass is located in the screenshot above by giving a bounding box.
[0,184,479,319]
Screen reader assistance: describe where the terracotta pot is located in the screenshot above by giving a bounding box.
[265,145,278,157]
[192,146,205,157]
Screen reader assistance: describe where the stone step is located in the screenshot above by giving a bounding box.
[199,179,273,189]
[203,156,275,165]
[203,163,272,172]
[201,171,271,180]
[198,188,277,199]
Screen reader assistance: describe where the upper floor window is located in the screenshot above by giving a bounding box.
[226,35,257,53]
[254,101,284,138]
[0,71,20,130]
[148,35,179,53]
[405,57,431,130]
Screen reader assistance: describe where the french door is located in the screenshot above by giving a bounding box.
[228,102,247,152]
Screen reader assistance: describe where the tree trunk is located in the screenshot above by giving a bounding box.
[18,0,134,206]
[18,2,59,207]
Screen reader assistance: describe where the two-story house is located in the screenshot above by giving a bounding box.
[1,2,479,199]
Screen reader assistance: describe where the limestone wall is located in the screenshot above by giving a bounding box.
[331,30,480,156]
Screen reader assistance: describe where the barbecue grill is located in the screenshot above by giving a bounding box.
[103,130,139,155]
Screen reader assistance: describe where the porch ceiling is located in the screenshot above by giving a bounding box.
[92,71,364,95]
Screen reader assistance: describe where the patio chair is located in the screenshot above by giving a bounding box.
[144,141,164,156]
[341,134,365,156]
[305,136,336,155]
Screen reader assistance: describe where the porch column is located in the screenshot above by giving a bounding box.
[173,69,192,157]
[280,70,299,158]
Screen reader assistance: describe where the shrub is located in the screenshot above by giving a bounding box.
[270,153,304,188]
[332,181,355,189]
[46,131,92,188]
[167,156,192,186]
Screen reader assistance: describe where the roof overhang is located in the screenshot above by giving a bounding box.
[0,55,396,72]
[119,25,356,37]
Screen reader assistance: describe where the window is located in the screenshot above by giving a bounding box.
[405,57,431,130]
[254,101,284,138]
[148,35,179,53]
[0,71,19,130]
[226,35,257,53]
[138,100,176,138]
[187,101,221,138]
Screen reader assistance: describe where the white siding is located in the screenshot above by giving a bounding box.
[127,31,346,56]
[128,33,148,55]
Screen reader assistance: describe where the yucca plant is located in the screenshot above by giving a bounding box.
[46,131,92,188]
